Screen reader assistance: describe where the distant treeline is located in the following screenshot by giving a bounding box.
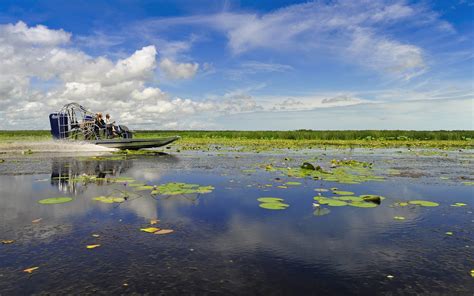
[135,130,474,141]
[0,130,472,141]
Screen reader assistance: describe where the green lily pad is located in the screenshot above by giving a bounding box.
[38,197,73,204]
[93,196,125,203]
[285,181,302,186]
[152,182,214,195]
[393,216,405,220]
[408,200,439,207]
[332,190,354,195]
[259,203,289,210]
[334,196,364,202]
[450,202,467,207]
[257,197,284,203]
[348,201,378,208]
[314,188,329,192]
[134,185,154,191]
[394,202,409,207]
[318,199,348,207]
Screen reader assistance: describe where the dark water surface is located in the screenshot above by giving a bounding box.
[0,149,473,295]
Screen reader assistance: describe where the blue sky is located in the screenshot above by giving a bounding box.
[0,0,472,130]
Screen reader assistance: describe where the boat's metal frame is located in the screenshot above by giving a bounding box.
[49,103,98,140]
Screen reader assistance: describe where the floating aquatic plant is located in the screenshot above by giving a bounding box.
[151,182,214,195]
[285,181,302,186]
[450,203,467,207]
[332,190,354,195]
[38,197,73,204]
[257,197,284,203]
[408,200,439,207]
[92,196,125,203]
[314,188,329,192]
[258,197,289,210]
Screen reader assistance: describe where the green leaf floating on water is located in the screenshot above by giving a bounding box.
[134,185,154,191]
[348,201,377,208]
[259,203,289,210]
[93,196,125,203]
[314,188,329,192]
[334,196,364,202]
[38,197,73,204]
[285,181,302,186]
[450,202,467,207]
[332,190,354,195]
[318,198,348,207]
[257,197,284,203]
[152,182,215,195]
[408,200,439,207]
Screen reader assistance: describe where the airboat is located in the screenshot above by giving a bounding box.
[49,103,179,149]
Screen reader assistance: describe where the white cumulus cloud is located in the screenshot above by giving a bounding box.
[159,58,199,79]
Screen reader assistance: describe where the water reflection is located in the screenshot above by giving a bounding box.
[51,158,133,194]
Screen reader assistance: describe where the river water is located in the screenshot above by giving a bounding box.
[0,148,473,295]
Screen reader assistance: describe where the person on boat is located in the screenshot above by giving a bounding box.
[105,113,117,138]
[94,113,106,139]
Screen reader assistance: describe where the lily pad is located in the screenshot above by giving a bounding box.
[152,182,214,195]
[257,197,284,203]
[155,229,174,235]
[23,267,39,273]
[38,197,73,204]
[285,181,302,186]
[314,188,329,192]
[86,244,101,249]
[140,227,160,233]
[334,196,364,202]
[92,196,125,203]
[318,199,347,207]
[348,202,378,208]
[259,203,289,210]
[134,185,155,191]
[450,203,467,207]
[393,216,405,220]
[332,190,354,195]
[408,200,439,207]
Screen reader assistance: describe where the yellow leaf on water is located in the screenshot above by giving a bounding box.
[393,216,405,220]
[140,227,160,233]
[23,267,39,273]
[445,232,453,236]
[92,234,100,238]
[150,219,160,225]
[1,240,14,244]
[471,269,474,277]
[32,218,42,223]
[86,244,101,249]
[154,229,174,235]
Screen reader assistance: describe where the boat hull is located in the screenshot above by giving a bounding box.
[93,136,180,150]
